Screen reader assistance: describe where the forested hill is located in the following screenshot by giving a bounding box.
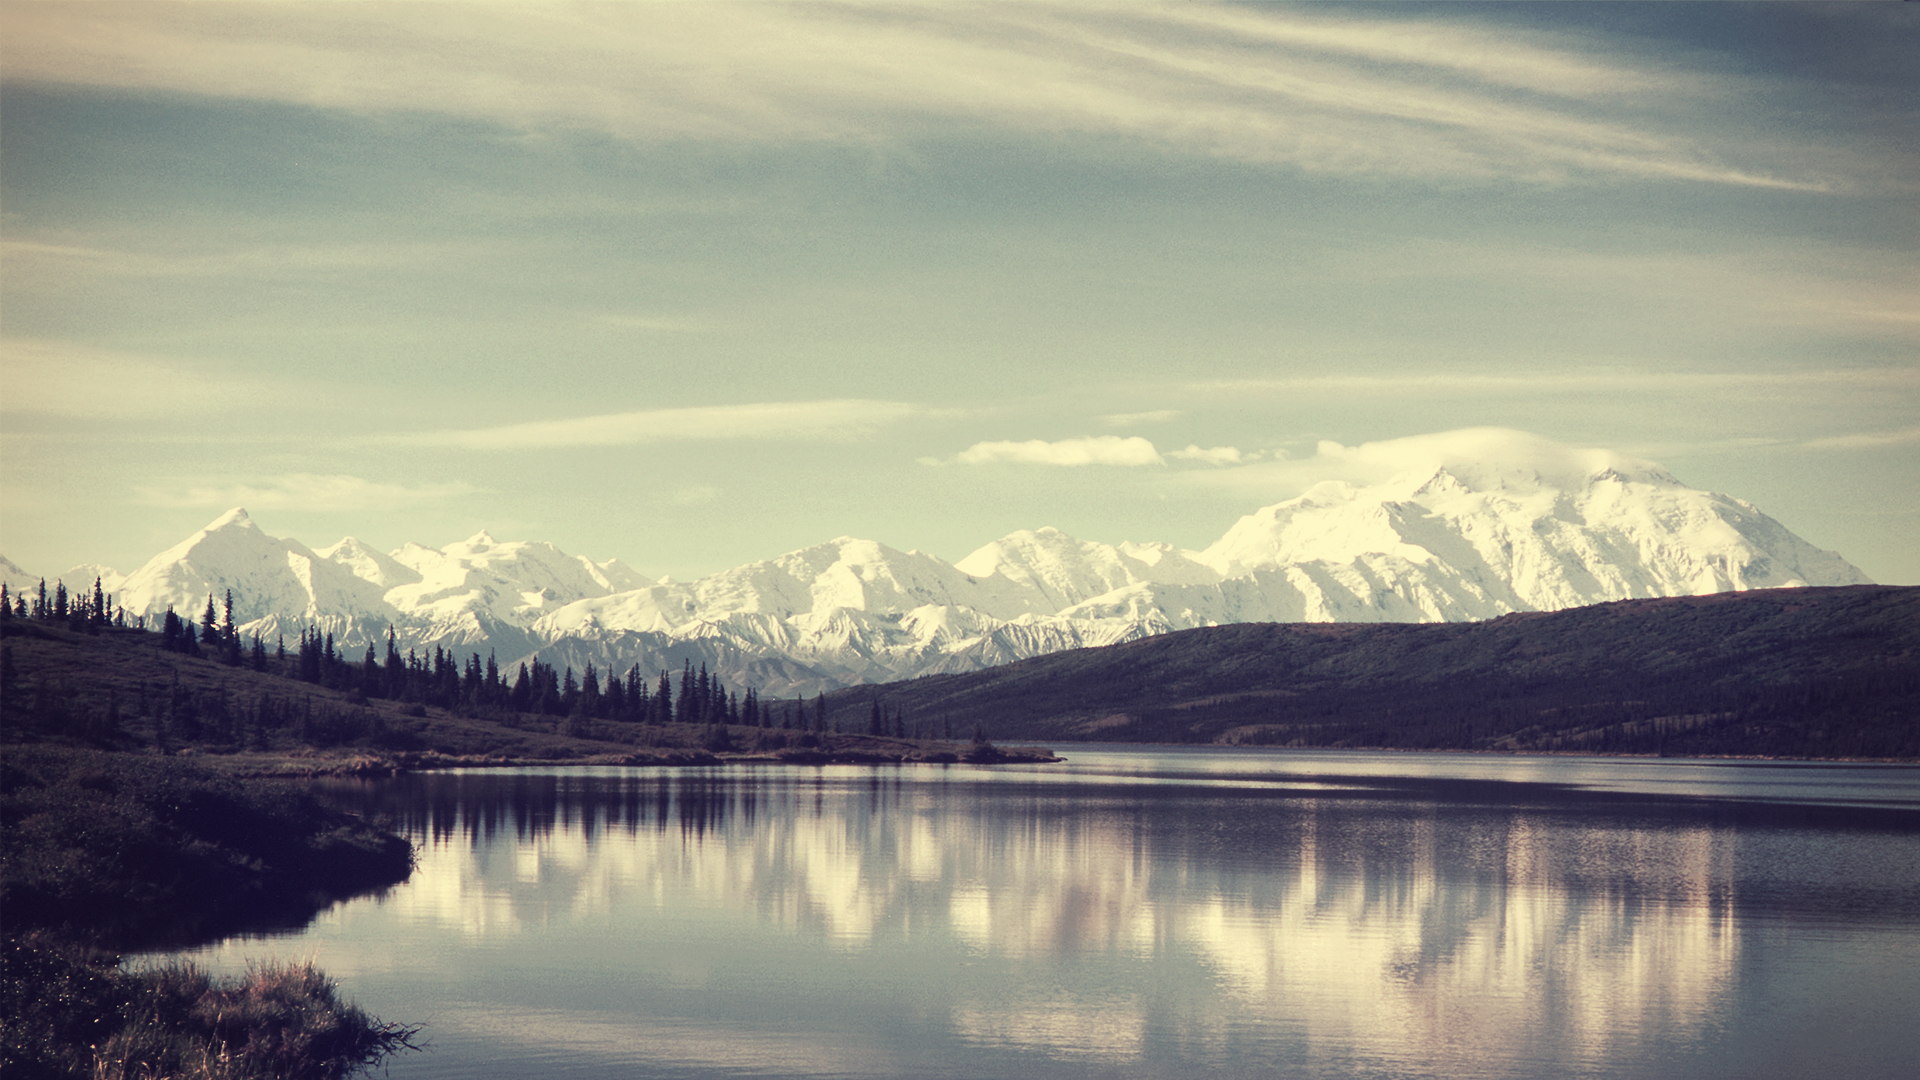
[824,585,1920,759]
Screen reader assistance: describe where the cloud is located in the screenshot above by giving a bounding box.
[392,399,925,451]
[953,436,1165,468]
[939,436,1255,469]
[1195,366,1920,400]
[1101,410,1185,427]
[1176,427,1661,499]
[1313,428,1647,484]
[1801,427,1920,451]
[0,3,1848,189]
[1168,444,1247,466]
[135,474,478,512]
[0,237,449,281]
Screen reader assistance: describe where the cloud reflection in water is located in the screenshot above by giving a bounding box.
[263,760,1849,1078]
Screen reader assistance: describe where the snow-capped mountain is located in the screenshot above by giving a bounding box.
[3,453,1872,695]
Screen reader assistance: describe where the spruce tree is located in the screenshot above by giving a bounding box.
[511,663,533,713]
[580,663,601,718]
[603,670,625,719]
[675,660,695,724]
[384,628,405,698]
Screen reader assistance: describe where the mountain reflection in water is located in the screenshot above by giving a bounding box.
[181,750,1920,1079]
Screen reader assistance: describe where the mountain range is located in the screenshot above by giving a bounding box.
[1,455,1872,696]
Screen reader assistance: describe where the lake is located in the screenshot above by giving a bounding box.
[167,747,1920,1079]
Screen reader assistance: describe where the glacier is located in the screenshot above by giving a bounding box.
[3,456,1872,696]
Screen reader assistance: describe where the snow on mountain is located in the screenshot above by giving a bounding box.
[953,527,1220,614]
[74,509,628,659]
[114,508,401,643]
[527,457,1866,693]
[0,556,127,600]
[1199,463,1865,615]
[0,555,41,595]
[47,446,1873,697]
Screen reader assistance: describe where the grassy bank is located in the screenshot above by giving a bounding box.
[1,747,413,949]
[1,746,419,1079]
[4,934,419,1080]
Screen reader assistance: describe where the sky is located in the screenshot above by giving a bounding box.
[2,1,1916,586]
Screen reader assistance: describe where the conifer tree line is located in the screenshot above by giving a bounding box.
[2,580,964,743]
[1,576,126,636]
[0,579,887,732]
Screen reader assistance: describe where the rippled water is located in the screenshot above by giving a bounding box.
[169,748,1920,1079]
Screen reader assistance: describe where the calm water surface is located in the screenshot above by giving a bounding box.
[169,747,1920,1079]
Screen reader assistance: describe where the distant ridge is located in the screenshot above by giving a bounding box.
[823,585,1920,759]
[2,443,1874,695]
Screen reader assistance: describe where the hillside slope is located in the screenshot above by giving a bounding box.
[824,586,1920,759]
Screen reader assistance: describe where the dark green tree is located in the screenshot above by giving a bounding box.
[383,628,405,699]
[578,663,601,719]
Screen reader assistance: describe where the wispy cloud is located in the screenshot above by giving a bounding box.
[940,436,1253,468]
[135,474,478,512]
[589,313,710,333]
[1174,428,1657,499]
[1101,410,1184,427]
[670,484,724,506]
[952,436,1165,468]
[392,399,926,451]
[0,3,1846,189]
[0,237,448,280]
[1194,366,1920,399]
[1,338,295,421]
[1801,427,1920,451]
[1169,444,1247,466]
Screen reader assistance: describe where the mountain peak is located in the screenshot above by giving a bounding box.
[57,432,1875,697]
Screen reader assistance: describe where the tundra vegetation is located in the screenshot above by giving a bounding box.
[0,746,419,1079]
